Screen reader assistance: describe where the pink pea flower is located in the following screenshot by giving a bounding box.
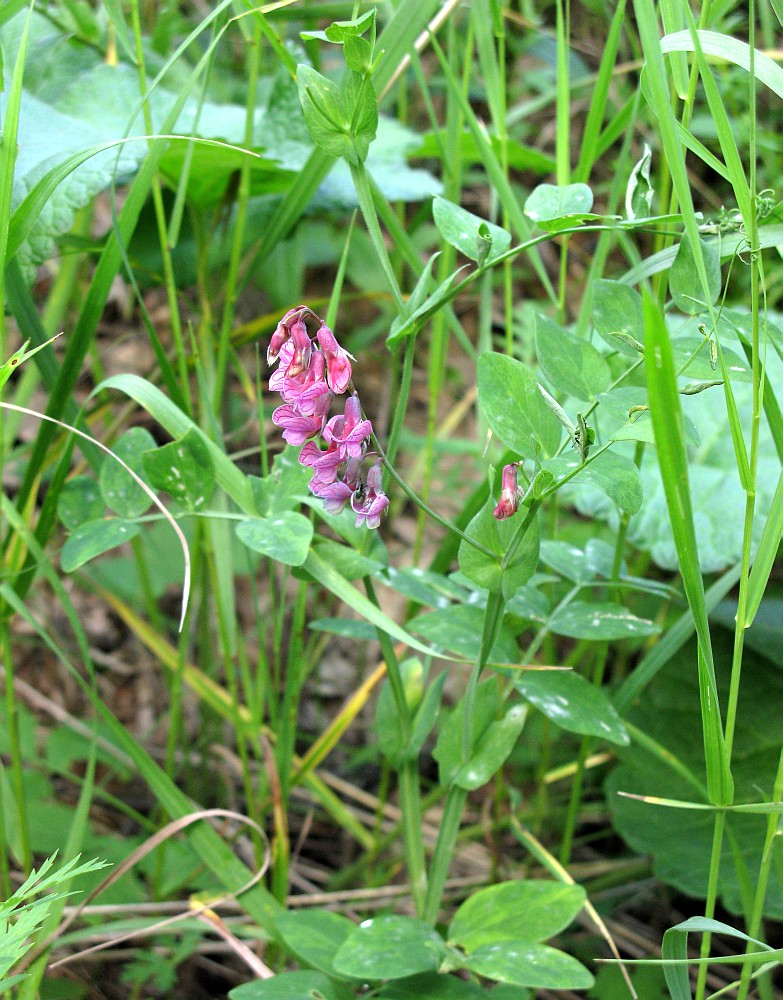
[351,463,389,529]
[317,323,353,394]
[271,404,323,446]
[299,439,344,484]
[267,305,317,365]
[323,394,373,460]
[493,463,521,520]
[310,478,354,514]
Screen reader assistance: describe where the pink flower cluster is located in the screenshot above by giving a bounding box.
[268,306,389,529]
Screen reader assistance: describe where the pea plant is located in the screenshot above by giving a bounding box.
[2,2,783,999]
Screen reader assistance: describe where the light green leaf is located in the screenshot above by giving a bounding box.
[142,429,214,511]
[534,315,611,401]
[432,196,511,265]
[57,476,103,530]
[449,881,586,952]
[458,500,540,599]
[478,353,562,457]
[670,237,721,314]
[229,970,353,1000]
[464,942,594,990]
[408,605,520,663]
[591,279,644,356]
[454,702,527,790]
[98,427,156,520]
[273,909,356,979]
[61,519,141,572]
[549,600,660,641]
[524,183,594,224]
[515,671,630,745]
[332,916,447,980]
[235,512,313,567]
[543,450,643,515]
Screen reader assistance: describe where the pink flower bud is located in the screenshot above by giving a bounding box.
[493,463,521,520]
[317,323,353,394]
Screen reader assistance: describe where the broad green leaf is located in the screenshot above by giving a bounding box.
[376,972,495,998]
[309,618,377,639]
[229,970,353,1000]
[524,183,593,225]
[98,427,156,520]
[464,942,594,990]
[670,237,721,314]
[539,540,598,584]
[608,643,783,917]
[274,909,355,978]
[408,605,520,663]
[591,279,644,356]
[376,669,445,767]
[339,69,378,164]
[323,10,376,41]
[61,519,141,572]
[534,315,611,400]
[434,680,499,787]
[432,196,511,265]
[297,64,351,160]
[311,540,384,580]
[142,429,215,511]
[458,500,540,599]
[515,671,630,745]
[235,512,313,567]
[548,601,660,641]
[478,353,562,457]
[378,566,468,609]
[449,881,586,952]
[249,449,312,516]
[543,450,643,515]
[332,916,446,980]
[57,476,103,530]
[454,702,527,790]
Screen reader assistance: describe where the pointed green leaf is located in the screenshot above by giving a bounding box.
[236,512,313,567]
[535,315,611,401]
[332,916,447,980]
[515,670,630,745]
[61,519,141,572]
[478,353,562,457]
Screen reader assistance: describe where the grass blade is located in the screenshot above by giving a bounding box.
[643,291,732,805]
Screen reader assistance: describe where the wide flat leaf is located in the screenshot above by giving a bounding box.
[458,500,540,599]
[548,600,660,640]
[409,605,520,663]
[229,971,352,1000]
[60,518,140,572]
[57,475,104,530]
[539,540,598,585]
[464,941,594,990]
[607,643,783,918]
[591,279,644,356]
[434,679,499,787]
[524,183,594,224]
[98,427,156,520]
[274,910,356,978]
[478,353,562,457]
[543,450,643,515]
[235,512,313,566]
[449,881,586,952]
[535,315,611,401]
[332,915,446,980]
[376,972,488,998]
[454,703,527,790]
[433,196,511,264]
[142,428,215,511]
[515,671,630,745]
[670,236,721,314]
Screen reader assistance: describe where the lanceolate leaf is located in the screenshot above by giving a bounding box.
[643,292,732,805]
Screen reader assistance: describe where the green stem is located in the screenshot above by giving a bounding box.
[349,161,405,311]
[422,784,468,925]
[1,619,31,872]
[363,577,427,915]
[214,19,262,408]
